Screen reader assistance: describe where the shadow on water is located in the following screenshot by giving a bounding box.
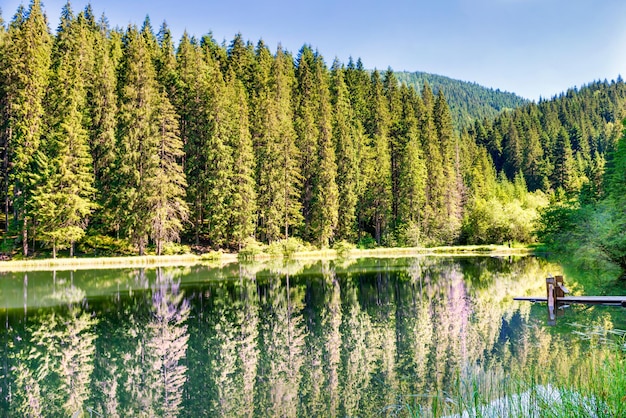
[0,255,623,417]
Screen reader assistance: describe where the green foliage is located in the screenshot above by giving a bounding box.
[160,241,191,255]
[468,79,626,196]
[332,239,355,257]
[395,220,423,247]
[536,117,626,277]
[266,237,309,258]
[331,59,361,242]
[237,237,266,260]
[356,234,377,249]
[462,176,549,245]
[199,250,223,261]
[256,46,302,242]
[77,234,136,256]
[1,0,52,255]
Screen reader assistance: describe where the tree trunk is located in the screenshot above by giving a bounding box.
[22,217,28,257]
[52,242,56,259]
[70,241,74,257]
[3,125,11,234]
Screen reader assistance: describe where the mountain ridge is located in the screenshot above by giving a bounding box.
[394,70,529,130]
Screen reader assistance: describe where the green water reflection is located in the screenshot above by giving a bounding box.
[0,256,624,417]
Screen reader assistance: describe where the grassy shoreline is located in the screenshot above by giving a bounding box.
[0,244,536,272]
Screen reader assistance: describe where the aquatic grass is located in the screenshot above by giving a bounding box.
[392,343,626,418]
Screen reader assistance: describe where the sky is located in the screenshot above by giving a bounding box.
[3,0,626,101]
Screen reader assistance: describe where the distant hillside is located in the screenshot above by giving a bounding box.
[395,71,529,130]
[467,79,626,192]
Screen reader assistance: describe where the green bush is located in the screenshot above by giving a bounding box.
[356,234,377,249]
[161,242,191,255]
[77,235,136,256]
[396,221,422,247]
[333,240,355,258]
[238,237,266,260]
[266,237,307,258]
[0,237,15,256]
[200,250,223,261]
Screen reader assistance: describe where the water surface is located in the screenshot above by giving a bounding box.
[0,256,623,417]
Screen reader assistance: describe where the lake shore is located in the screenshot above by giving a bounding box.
[0,244,537,272]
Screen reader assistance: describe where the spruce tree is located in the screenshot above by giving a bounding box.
[34,5,97,257]
[87,15,119,233]
[148,90,189,255]
[226,33,256,94]
[383,69,403,225]
[345,58,372,241]
[523,127,545,191]
[502,118,522,179]
[176,33,210,244]
[250,40,273,148]
[365,70,392,244]
[226,72,257,249]
[257,46,301,241]
[294,45,318,239]
[155,22,178,99]
[273,46,302,240]
[397,85,426,233]
[420,83,445,243]
[310,52,338,247]
[433,89,462,243]
[551,126,576,193]
[330,59,359,241]
[116,25,186,254]
[1,0,52,255]
[203,59,233,248]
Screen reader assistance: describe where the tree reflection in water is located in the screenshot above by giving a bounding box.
[0,256,624,417]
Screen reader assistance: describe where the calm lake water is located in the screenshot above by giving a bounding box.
[0,256,624,417]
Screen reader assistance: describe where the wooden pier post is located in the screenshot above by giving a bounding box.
[546,276,556,324]
[555,275,568,297]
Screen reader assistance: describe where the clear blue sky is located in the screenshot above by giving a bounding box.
[3,0,626,100]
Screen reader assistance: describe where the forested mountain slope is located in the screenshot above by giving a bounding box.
[467,79,626,194]
[395,71,529,130]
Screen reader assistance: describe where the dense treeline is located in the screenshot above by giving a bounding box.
[533,105,626,277]
[468,79,626,195]
[395,71,528,130]
[0,1,545,257]
[467,79,626,275]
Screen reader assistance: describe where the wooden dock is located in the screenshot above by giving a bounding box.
[514,295,626,307]
[515,275,626,324]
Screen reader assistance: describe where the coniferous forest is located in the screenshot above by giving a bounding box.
[1,1,626,267]
[395,71,529,130]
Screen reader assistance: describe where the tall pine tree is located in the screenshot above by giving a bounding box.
[116,24,186,254]
[397,84,427,236]
[34,5,97,257]
[257,46,301,241]
[227,72,257,249]
[87,15,119,232]
[310,52,338,247]
[330,59,360,241]
[1,0,52,255]
[365,70,392,244]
